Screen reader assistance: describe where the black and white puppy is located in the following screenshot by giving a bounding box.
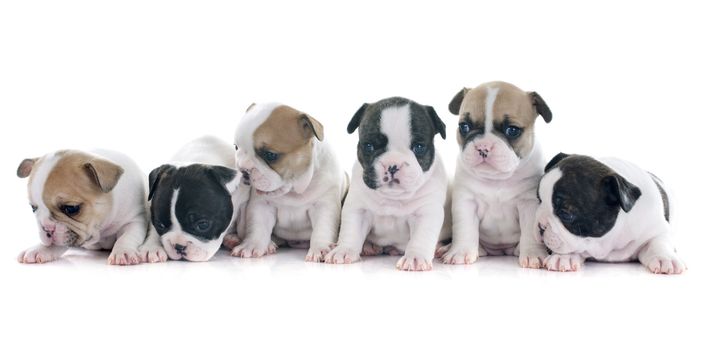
[144,136,249,262]
[325,97,450,271]
[536,153,686,274]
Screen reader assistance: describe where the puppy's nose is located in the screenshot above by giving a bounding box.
[475,143,493,158]
[42,225,55,237]
[174,244,187,255]
[388,165,399,176]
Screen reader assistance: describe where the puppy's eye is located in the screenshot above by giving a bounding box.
[504,125,522,139]
[262,151,279,163]
[30,204,38,213]
[557,209,576,223]
[459,122,472,136]
[412,143,427,156]
[363,143,375,154]
[61,204,81,217]
[194,220,212,233]
[234,144,239,151]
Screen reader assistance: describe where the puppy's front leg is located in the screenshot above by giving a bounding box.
[231,199,277,258]
[18,244,68,264]
[325,204,370,264]
[438,193,481,264]
[138,225,168,263]
[517,199,549,268]
[638,233,686,274]
[109,220,148,265]
[397,204,444,271]
[305,192,341,262]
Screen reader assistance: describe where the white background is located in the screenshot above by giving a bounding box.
[1,1,706,349]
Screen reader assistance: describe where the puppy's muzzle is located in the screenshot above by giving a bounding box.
[174,243,187,256]
[240,170,251,186]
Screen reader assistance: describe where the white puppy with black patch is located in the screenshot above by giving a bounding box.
[231,103,348,262]
[325,97,450,271]
[536,153,686,274]
[436,81,553,268]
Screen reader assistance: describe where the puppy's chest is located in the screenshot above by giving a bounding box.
[270,200,314,240]
[367,215,410,248]
[473,192,521,243]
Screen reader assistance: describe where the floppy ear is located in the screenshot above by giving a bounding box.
[299,114,324,141]
[529,91,552,123]
[84,158,124,193]
[347,103,369,134]
[17,158,38,178]
[425,105,446,139]
[148,164,174,201]
[448,88,468,115]
[603,174,642,212]
[210,165,239,193]
[544,152,570,173]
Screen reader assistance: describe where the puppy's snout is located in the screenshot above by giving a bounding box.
[538,223,546,236]
[388,165,399,176]
[476,143,493,158]
[42,224,55,237]
[382,163,405,184]
[240,170,251,185]
[174,244,187,255]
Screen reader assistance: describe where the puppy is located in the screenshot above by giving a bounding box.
[232,103,347,262]
[17,149,154,265]
[145,136,248,262]
[536,153,686,274]
[437,81,553,268]
[325,97,450,271]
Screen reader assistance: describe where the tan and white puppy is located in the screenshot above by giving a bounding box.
[17,149,155,265]
[231,103,347,262]
[437,81,553,268]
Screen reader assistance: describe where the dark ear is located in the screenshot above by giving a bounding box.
[448,88,468,115]
[603,174,642,212]
[148,164,174,201]
[299,114,324,141]
[544,152,570,172]
[347,103,369,134]
[529,91,552,123]
[84,158,124,193]
[425,105,446,139]
[17,158,38,178]
[209,165,238,185]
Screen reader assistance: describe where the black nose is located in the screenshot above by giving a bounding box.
[388,165,399,175]
[174,244,187,254]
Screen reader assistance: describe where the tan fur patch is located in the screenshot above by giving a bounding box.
[253,105,323,179]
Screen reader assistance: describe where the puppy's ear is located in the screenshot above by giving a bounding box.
[448,88,468,115]
[529,91,552,123]
[544,152,569,173]
[209,165,239,192]
[425,105,446,139]
[246,103,256,112]
[148,164,174,201]
[603,174,642,212]
[347,103,369,134]
[299,114,324,141]
[84,158,124,193]
[17,158,38,178]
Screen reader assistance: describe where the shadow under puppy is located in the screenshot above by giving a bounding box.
[231,103,347,262]
[536,153,686,274]
[17,149,155,265]
[326,97,451,271]
[146,136,249,262]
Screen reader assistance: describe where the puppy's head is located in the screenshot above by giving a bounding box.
[449,81,552,179]
[347,97,446,197]
[148,164,239,261]
[535,153,642,253]
[17,151,124,248]
[234,103,324,196]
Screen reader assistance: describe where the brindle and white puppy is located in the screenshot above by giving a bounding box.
[436,81,553,268]
[232,103,348,262]
[17,149,155,265]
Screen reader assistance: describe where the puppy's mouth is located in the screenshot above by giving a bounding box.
[256,187,289,197]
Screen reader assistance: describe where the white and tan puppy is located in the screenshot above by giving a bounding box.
[232,103,347,262]
[536,153,686,274]
[325,97,450,271]
[437,81,553,268]
[17,149,155,265]
[145,136,248,262]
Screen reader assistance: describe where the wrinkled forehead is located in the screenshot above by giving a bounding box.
[253,105,309,152]
[234,102,280,154]
[460,83,535,127]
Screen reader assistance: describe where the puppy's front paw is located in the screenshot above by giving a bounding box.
[544,254,583,272]
[231,240,277,258]
[644,255,687,275]
[138,244,168,263]
[519,247,549,269]
[396,252,433,271]
[305,242,334,262]
[324,246,361,264]
[108,246,141,265]
[18,246,60,264]
[222,233,241,250]
[439,244,478,265]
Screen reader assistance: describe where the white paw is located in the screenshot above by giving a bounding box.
[231,240,277,258]
[138,244,168,263]
[361,241,383,256]
[305,242,334,262]
[222,233,241,250]
[18,246,60,264]
[644,255,687,275]
[396,252,433,271]
[544,254,583,272]
[324,246,361,264]
[519,247,549,269]
[438,244,478,265]
[108,246,141,265]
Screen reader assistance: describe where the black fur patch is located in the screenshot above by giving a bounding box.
[148,164,237,241]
